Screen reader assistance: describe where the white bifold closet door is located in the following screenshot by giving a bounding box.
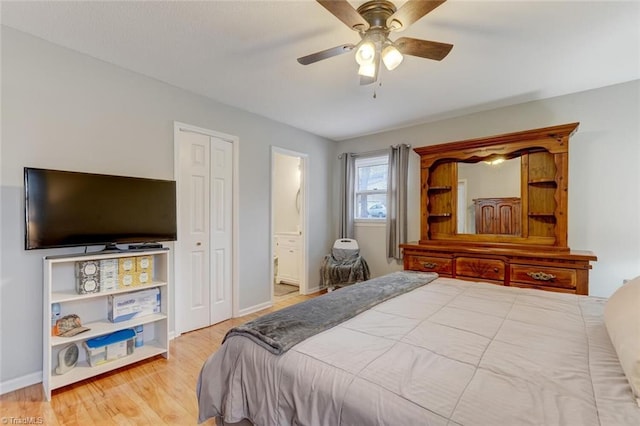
[177,130,233,333]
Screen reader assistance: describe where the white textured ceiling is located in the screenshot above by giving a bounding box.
[2,0,639,141]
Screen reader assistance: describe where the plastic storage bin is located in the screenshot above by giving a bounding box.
[83,329,135,367]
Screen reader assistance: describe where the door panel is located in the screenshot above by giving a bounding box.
[190,250,206,307]
[179,132,211,332]
[210,138,233,324]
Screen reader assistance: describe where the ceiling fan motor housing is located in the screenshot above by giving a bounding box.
[357,0,397,32]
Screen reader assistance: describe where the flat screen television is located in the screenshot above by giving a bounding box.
[24,167,177,250]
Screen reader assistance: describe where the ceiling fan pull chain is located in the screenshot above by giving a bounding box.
[373,75,383,99]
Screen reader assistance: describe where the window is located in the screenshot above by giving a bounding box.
[354,155,388,220]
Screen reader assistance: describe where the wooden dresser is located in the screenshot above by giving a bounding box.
[402,123,596,295]
[402,244,595,294]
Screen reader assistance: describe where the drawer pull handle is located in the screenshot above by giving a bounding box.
[422,262,437,269]
[493,267,499,273]
[527,271,556,281]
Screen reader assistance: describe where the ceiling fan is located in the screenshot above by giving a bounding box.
[297,0,453,85]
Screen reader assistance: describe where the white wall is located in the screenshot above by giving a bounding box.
[338,80,640,298]
[0,27,336,390]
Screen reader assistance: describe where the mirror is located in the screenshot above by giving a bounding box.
[457,157,521,235]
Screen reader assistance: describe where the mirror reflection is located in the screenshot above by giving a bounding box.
[457,157,521,235]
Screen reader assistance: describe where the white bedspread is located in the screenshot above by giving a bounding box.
[197,277,640,425]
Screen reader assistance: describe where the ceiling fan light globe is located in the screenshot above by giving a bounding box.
[355,41,376,65]
[358,62,377,78]
[382,45,403,70]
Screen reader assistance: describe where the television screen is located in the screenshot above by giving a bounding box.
[24,167,177,250]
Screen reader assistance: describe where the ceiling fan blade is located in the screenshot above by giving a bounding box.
[396,37,453,61]
[317,0,369,31]
[387,0,447,32]
[297,44,356,65]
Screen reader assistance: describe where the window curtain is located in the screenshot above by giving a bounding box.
[387,144,411,260]
[339,153,356,239]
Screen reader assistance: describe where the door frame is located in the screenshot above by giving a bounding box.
[173,121,240,336]
[271,146,309,298]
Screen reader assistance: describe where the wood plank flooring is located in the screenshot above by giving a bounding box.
[0,292,318,425]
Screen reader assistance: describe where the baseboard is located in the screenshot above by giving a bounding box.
[236,300,272,317]
[304,285,321,294]
[0,371,42,396]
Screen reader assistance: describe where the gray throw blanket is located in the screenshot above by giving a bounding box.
[224,271,438,355]
[320,252,370,289]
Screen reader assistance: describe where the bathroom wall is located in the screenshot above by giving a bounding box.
[274,153,301,234]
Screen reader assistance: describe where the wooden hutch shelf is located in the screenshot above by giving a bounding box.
[402,123,596,295]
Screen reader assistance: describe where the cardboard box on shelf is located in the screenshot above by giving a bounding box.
[117,257,137,288]
[108,287,160,323]
[136,256,153,273]
[100,259,118,292]
[136,255,153,286]
[75,260,101,294]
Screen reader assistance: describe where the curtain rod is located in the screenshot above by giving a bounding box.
[338,144,411,159]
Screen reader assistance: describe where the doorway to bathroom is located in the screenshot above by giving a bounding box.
[271,147,308,301]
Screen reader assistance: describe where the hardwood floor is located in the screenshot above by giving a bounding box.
[0,292,319,425]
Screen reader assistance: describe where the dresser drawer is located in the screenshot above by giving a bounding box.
[509,282,576,294]
[456,257,505,281]
[405,255,452,275]
[510,265,576,289]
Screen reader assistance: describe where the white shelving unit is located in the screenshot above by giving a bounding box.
[43,248,170,400]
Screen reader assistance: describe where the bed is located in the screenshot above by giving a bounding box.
[197,271,640,425]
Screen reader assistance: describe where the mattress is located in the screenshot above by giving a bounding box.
[197,277,640,425]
